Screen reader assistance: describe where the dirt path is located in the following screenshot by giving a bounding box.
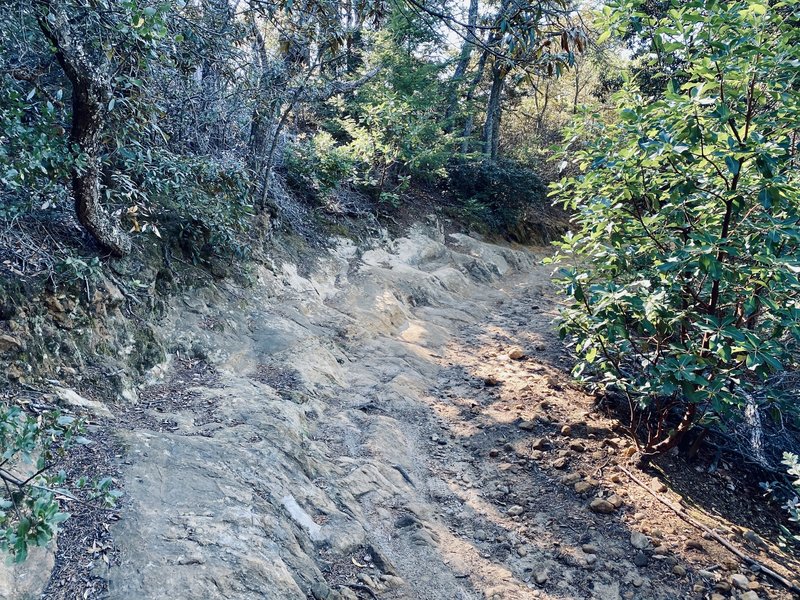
[97,226,791,600]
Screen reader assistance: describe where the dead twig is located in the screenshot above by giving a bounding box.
[618,465,800,594]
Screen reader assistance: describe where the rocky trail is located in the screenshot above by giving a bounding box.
[15,225,797,600]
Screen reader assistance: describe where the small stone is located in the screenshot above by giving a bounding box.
[574,481,594,494]
[739,592,760,600]
[507,505,524,516]
[519,420,537,431]
[534,570,548,584]
[608,494,623,508]
[560,425,572,436]
[489,449,500,458]
[631,574,644,587]
[685,539,706,552]
[698,570,718,580]
[731,574,749,590]
[747,581,761,591]
[54,387,114,418]
[585,553,597,565]
[561,473,581,485]
[710,594,725,600]
[714,581,731,592]
[633,551,648,567]
[517,546,528,557]
[582,544,598,554]
[623,446,637,457]
[630,531,649,550]
[610,474,623,484]
[484,376,500,387]
[672,565,686,577]
[569,441,586,452]
[589,498,616,514]
[380,575,404,589]
[653,545,669,555]
[531,437,547,450]
[552,457,569,469]
[0,334,24,352]
[508,347,526,360]
[742,529,768,550]
[311,582,332,600]
[651,480,668,493]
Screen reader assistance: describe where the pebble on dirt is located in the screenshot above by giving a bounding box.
[507,347,526,360]
[589,498,617,514]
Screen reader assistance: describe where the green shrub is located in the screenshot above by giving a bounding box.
[784,453,800,524]
[0,406,119,562]
[0,79,71,219]
[550,0,800,455]
[285,131,357,197]
[115,149,254,262]
[449,159,547,237]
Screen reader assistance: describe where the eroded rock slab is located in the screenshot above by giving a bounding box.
[103,226,702,600]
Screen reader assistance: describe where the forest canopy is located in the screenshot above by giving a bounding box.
[0,0,590,256]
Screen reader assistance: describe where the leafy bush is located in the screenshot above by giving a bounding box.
[550,0,800,455]
[0,79,72,219]
[285,131,357,197]
[115,148,254,262]
[784,453,800,524]
[0,406,119,561]
[449,159,547,237]
[288,20,454,203]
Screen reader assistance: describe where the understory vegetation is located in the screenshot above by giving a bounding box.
[0,0,799,566]
[551,0,800,534]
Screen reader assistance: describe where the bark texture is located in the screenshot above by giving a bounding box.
[482,62,507,160]
[37,0,131,257]
[443,0,479,130]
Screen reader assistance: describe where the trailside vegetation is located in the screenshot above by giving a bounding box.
[551,0,800,458]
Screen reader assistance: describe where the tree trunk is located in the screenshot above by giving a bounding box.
[482,62,506,160]
[37,1,131,257]
[536,79,551,131]
[248,22,288,211]
[460,47,489,154]
[642,403,698,456]
[443,0,479,130]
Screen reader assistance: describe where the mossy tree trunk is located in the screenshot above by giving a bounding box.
[36,1,131,257]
